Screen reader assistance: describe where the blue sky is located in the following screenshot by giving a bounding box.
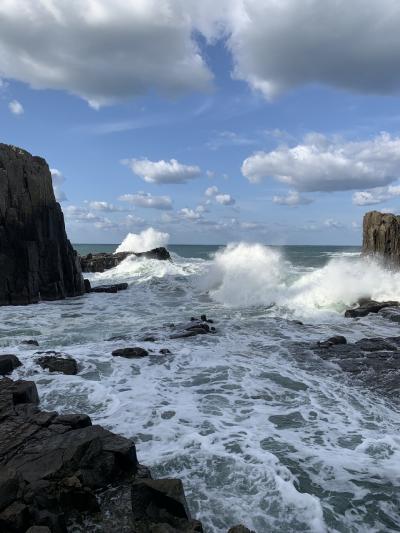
[2,0,400,245]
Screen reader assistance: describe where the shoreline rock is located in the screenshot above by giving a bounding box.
[80,247,171,273]
[0,144,85,306]
[363,210,400,264]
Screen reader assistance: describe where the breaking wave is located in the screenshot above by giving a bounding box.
[115,227,169,253]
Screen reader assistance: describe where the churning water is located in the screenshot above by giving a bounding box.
[1,242,400,532]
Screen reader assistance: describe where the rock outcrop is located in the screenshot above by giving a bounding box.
[80,247,171,273]
[363,210,400,264]
[0,144,85,306]
[0,377,204,532]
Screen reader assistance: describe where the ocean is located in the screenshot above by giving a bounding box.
[2,242,400,532]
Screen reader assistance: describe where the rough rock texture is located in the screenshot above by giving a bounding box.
[295,335,400,399]
[36,354,78,375]
[0,377,204,532]
[362,210,400,264]
[344,299,399,318]
[0,144,85,306]
[0,355,22,376]
[80,247,171,273]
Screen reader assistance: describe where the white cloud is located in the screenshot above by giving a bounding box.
[324,218,343,229]
[225,0,400,99]
[123,158,201,185]
[50,168,67,202]
[180,207,202,220]
[8,99,23,115]
[273,190,313,206]
[242,133,400,192]
[205,186,219,197]
[119,191,173,210]
[88,201,122,212]
[215,193,235,206]
[352,185,400,206]
[0,0,212,108]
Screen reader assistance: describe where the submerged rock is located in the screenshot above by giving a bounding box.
[0,143,85,306]
[36,354,78,375]
[112,347,149,358]
[80,247,171,273]
[90,283,128,293]
[318,335,347,347]
[0,354,22,376]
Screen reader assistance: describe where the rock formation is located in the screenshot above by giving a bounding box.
[362,210,400,264]
[0,144,85,306]
[80,247,171,273]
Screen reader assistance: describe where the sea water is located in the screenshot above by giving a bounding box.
[1,242,400,532]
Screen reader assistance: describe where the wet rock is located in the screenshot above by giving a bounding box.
[169,318,215,340]
[90,283,128,293]
[112,347,149,358]
[379,306,400,323]
[318,335,347,347]
[0,354,22,376]
[37,355,78,375]
[159,349,172,355]
[21,340,39,347]
[228,526,255,533]
[354,337,398,351]
[0,143,85,306]
[53,414,92,429]
[345,299,399,318]
[83,278,91,293]
[131,478,203,532]
[80,247,171,273]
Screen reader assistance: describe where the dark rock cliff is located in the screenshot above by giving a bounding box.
[0,144,85,306]
[362,210,400,264]
[80,247,171,273]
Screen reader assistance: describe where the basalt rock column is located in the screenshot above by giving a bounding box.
[0,144,85,305]
[362,210,400,265]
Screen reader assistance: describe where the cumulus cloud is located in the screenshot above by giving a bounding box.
[8,99,23,115]
[205,186,219,197]
[123,158,201,185]
[119,192,173,210]
[226,0,400,99]
[2,1,400,107]
[50,168,67,202]
[352,185,400,206]
[180,207,203,220]
[215,193,235,206]
[273,190,313,206]
[0,0,212,108]
[242,133,400,192]
[324,218,343,229]
[87,201,122,212]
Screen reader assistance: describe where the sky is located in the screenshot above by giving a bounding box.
[2,0,400,245]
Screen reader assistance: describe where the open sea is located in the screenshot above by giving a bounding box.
[2,242,400,532]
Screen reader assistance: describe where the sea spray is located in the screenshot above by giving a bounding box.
[203,242,400,315]
[115,227,170,253]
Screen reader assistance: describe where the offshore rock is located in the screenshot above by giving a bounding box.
[0,354,22,376]
[0,144,85,306]
[80,247,171,273]
[344,299,399,318]
[362,210,400,264]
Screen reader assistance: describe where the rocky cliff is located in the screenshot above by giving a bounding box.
[0,144,85,305]
[362,210,400,264]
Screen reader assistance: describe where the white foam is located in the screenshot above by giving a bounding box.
[115,227,169,253]
[204,242,400,315]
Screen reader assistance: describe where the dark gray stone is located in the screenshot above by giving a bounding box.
[80,248,171,273]
[228,526,255,533]
[0,143,85,306]
[112,347,149,358]
[37,356,78,375]
[0,354,22,376]
[90,283,128,293]
[345,300,399,318]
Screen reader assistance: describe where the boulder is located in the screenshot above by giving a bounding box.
[228,526,255,533]
[112,347,149,359]
[90,283,128,293]
[345,300,399,318]
[0,143,85,306]
[0,354,22,376]
[80,247,171,273]
[318,336,347,347]
[36,355,78,375]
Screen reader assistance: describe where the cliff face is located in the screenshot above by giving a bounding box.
[0,144,85,305]
[362,210,400,264]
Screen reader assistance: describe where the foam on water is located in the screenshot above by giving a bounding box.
[2,242,400,532]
